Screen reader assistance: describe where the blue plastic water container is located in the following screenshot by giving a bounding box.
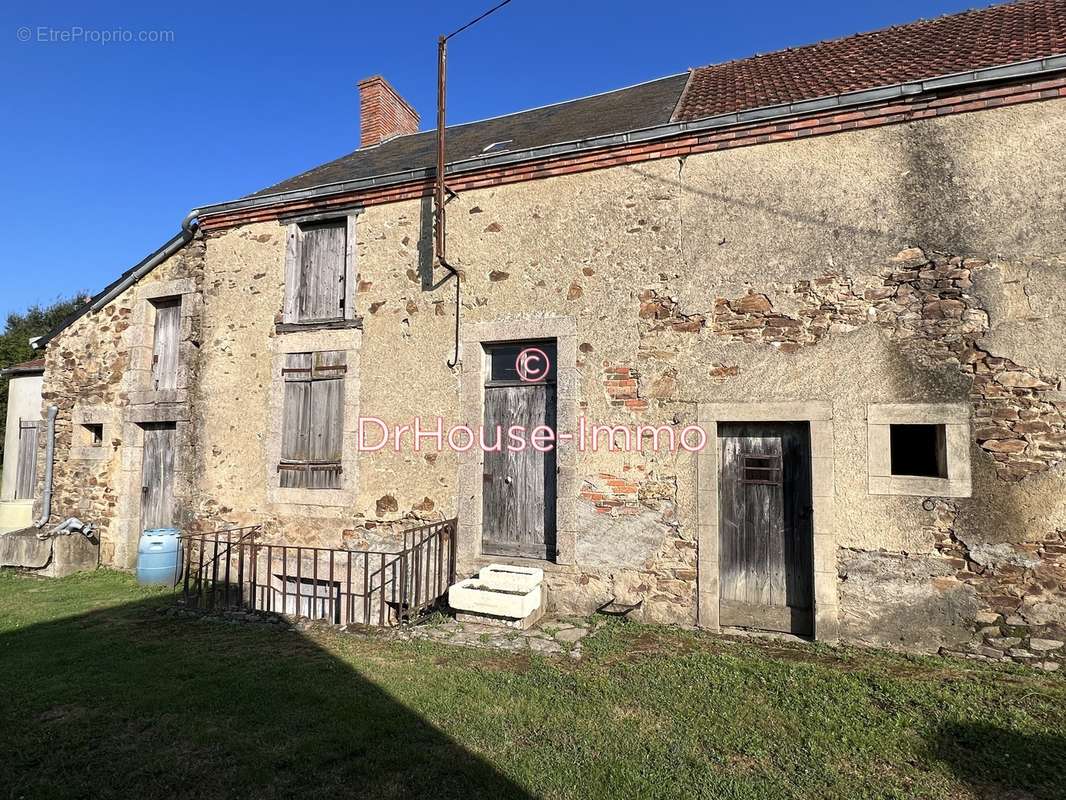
[136,528,182,585]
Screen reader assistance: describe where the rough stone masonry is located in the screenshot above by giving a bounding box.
[35,89,1066,669]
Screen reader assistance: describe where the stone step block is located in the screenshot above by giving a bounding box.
[478,563,543,593]
[448,578,542,620]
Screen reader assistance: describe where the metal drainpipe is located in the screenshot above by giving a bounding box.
[88,210,200,314]
[33,405,58,528]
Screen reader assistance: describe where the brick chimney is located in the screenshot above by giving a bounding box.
[357,76,420,148]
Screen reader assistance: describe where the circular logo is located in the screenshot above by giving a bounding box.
[516,347,550,382]
[17,26,32,42]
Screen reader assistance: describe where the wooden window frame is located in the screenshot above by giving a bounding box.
[281,213,359,328]
[740,453,783,485]
[266,329,360,510]
[129,278,198,405]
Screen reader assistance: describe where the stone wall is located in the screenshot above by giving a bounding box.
[38,96,1066,666]
[39,239,205,565]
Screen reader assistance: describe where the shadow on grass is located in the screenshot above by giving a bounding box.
[0,589,535,800]
[931,721,1066,800]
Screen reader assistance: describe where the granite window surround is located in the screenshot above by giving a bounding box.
[265,328,361,510]
[867,403,971,498]
[125,278,200,406]
[69,405,118,461]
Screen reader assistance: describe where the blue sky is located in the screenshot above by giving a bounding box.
[0,0,980,319]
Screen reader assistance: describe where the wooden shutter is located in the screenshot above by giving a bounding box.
[296,223,346,323]
[279,351,345,489]
[308,351,345,489]
[14,420,38,500]
[151,298,181,390]
[280,352,312,488]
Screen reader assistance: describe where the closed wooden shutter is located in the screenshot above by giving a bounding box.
[279,351,345,489]
[295,222,346,323]
[14,420,38,500]
[151,298,181,390]
[280,352,313,484]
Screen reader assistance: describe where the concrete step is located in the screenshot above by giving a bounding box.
[448,578,542,620]
[478,563,543,593]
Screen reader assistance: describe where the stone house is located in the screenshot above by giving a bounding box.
[21,0,1066,666]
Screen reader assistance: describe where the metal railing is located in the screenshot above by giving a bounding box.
[179,519,456,628]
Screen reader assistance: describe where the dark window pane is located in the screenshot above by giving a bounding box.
[486,341,556,383]
[889,424,947,478]
[84,423,104,447]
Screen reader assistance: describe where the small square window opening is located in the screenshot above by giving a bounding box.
[889,423,947,479]
[83,423,105,447]
[741,453,782,485]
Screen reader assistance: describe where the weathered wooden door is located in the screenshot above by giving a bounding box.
[141,422,176,530]
[482,342,557,560]
[718,422,813,635]
[151,298,181,391]
[14,419,38,500]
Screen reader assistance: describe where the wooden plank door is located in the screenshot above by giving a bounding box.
[14,420,38,500]
[482,342,557,560]
[718,422,813,635]
[151,298,181,391]
[141,422,176,530]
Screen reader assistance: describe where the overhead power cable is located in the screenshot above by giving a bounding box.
[446,0,515,40]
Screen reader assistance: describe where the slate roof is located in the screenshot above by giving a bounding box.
[674,0,1066,120]
[252,73,690,197]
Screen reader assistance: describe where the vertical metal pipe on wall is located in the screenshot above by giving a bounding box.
[435,35,461,370]
[433,2,514,369]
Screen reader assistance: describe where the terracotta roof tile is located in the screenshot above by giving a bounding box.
[1,357,45,376]
[674,0,1066,121]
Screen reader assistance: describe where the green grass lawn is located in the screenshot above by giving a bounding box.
[1,569,1063,800]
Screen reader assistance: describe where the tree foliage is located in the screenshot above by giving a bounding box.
[0,295,87,467]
